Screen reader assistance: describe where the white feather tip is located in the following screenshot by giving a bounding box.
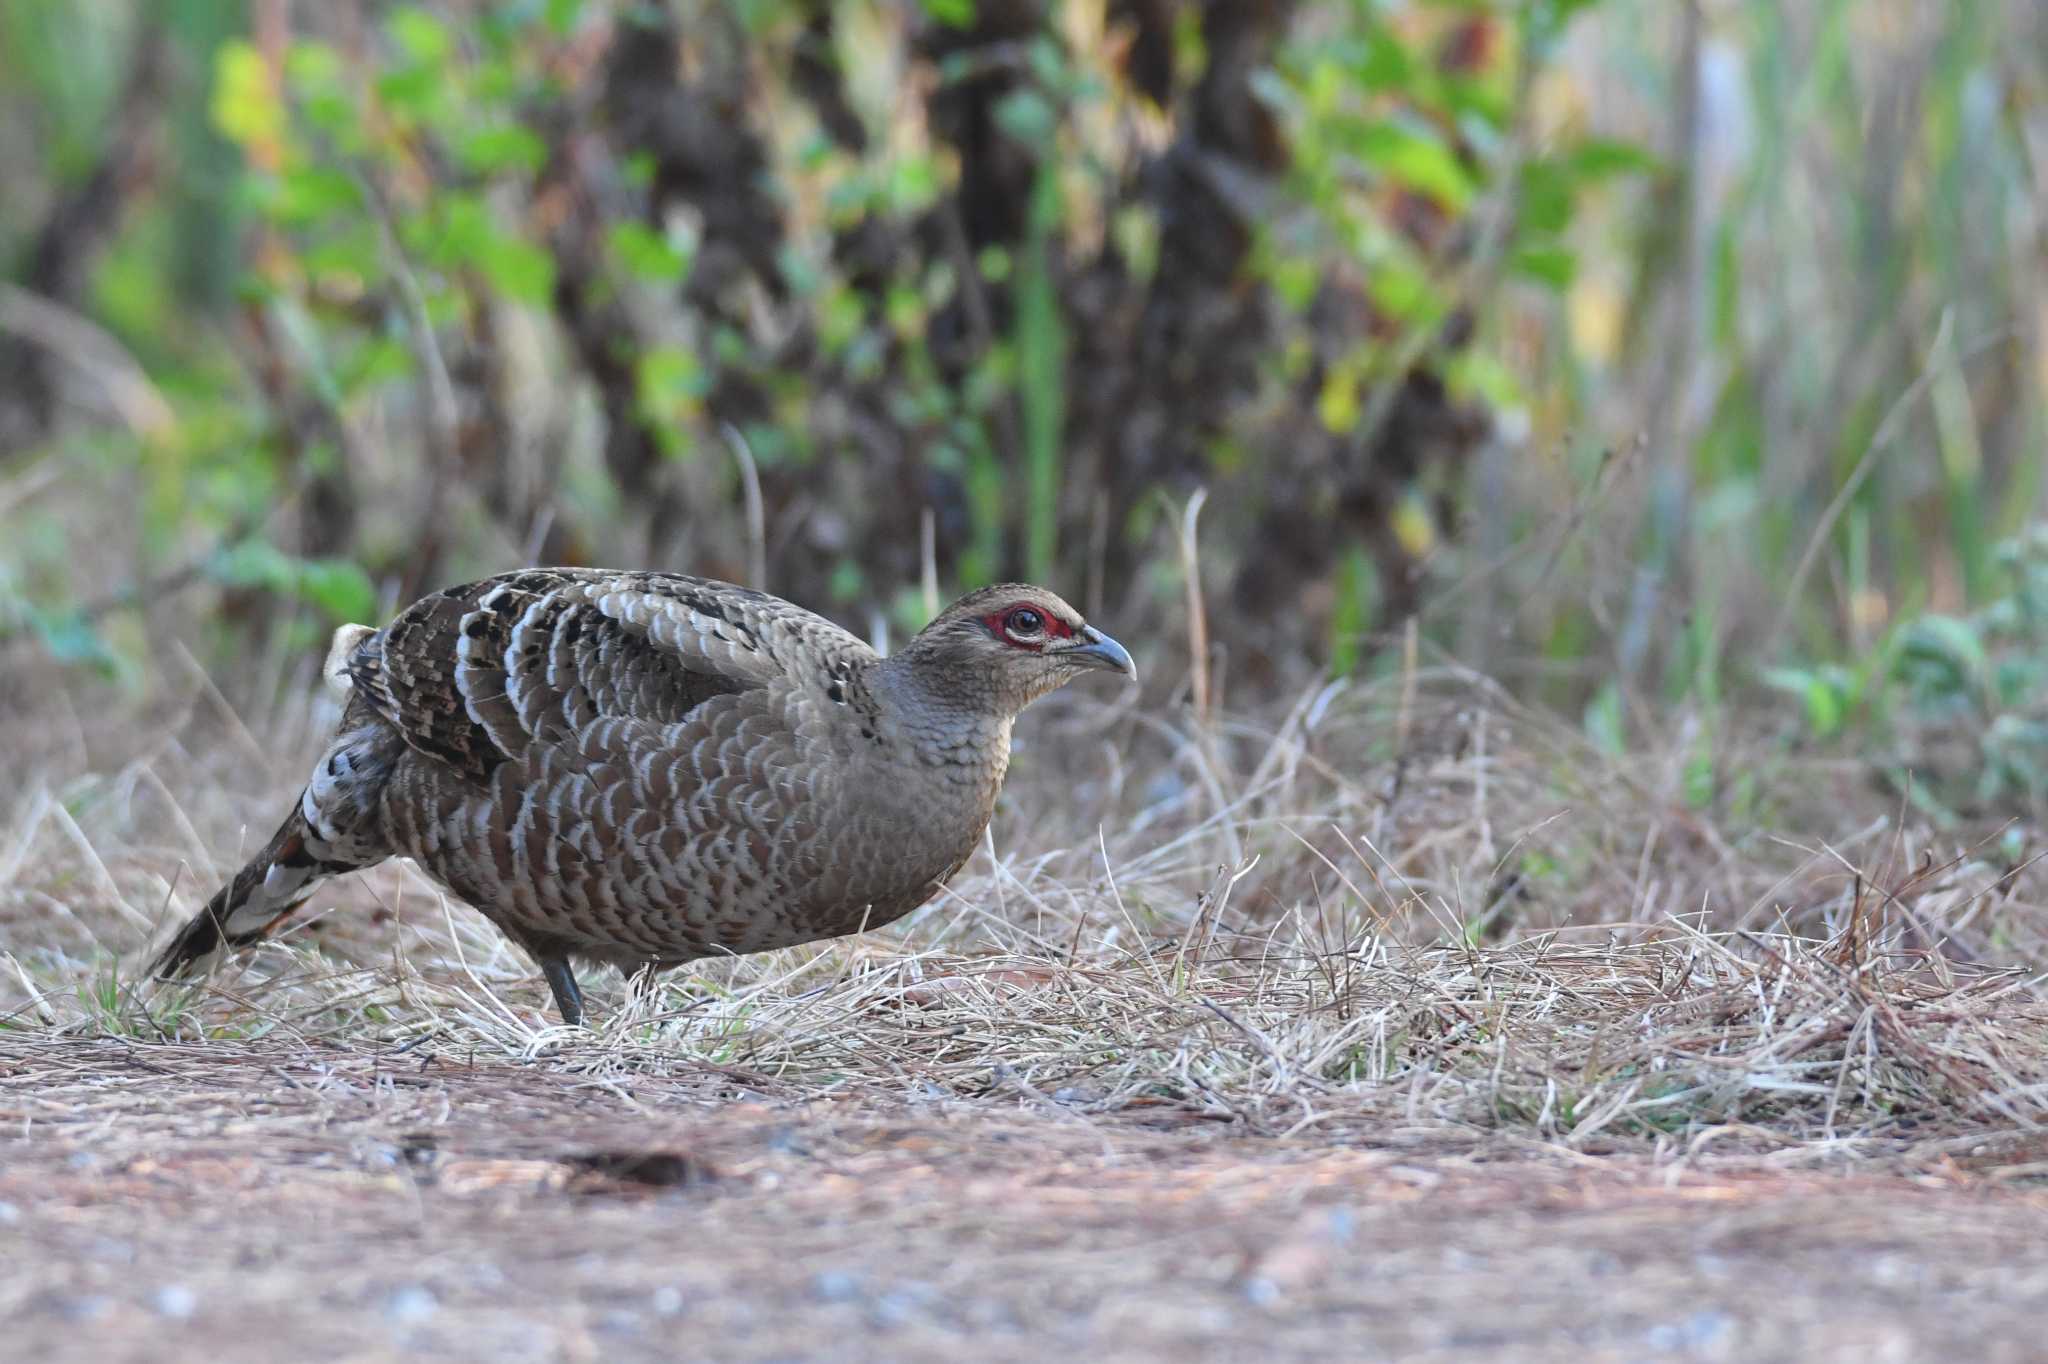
[324,623,375,696]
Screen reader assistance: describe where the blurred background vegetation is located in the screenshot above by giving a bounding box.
[1,0,2044,823]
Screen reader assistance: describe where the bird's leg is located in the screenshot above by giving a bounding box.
[539,955,585,1027]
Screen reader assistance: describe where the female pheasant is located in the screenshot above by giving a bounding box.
[151,571,1134,1023]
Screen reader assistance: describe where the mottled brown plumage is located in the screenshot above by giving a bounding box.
[151,570,1135,1023]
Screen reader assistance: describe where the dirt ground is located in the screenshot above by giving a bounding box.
[4,1036,2046,1364]
[8,673,2048,1361]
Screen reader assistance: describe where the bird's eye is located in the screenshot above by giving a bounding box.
[1003,607,1045,640]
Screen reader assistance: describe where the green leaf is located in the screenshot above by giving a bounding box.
[1683,750,1715,809]
[26,606,119,676]
[211,40,285,152]
[212,538,299,592]
[285,42,360,141]
[886,153,943,214]
[635,343,708,446]
[1355,119,1474,211]
[298,559,377,622]
[1761,666,1848,738]
[1511,244,1578,290]
[456,124,548,176]
[1567,137,1662,180]
[819,286,866,354]
[336,334,413,395]
[376,65,445,121]
[210,542,374,623]
[1518,159,1575,236]
[1897,614,1990,698]
[609,221,692,284]
[389,7,454,65]
[1365,258,1442,321]
[479,235,555,304]
[1266,253,1318,312]
[272,166,363,225]
[993,89,1056,146]
[1317,366,1361,435]
[1583,682,1626,754]
[920,0,976,27]
[414,195,556,303]
[302,225,384,287]
[1329,545,1375,676]
[284,41,344,91]
[1445,350,1526,411]
[1351,29,1414,91]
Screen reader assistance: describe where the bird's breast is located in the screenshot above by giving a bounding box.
[828,733,1004,888]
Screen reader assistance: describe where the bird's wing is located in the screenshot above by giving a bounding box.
[348,569,866,782]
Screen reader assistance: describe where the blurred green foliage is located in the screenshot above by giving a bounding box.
[1767,528,2048,819]
[0,0,2042,820]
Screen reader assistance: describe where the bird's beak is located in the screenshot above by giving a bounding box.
[1060,625,1138,681]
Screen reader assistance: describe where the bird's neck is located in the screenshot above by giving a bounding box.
[871,654,1015,771]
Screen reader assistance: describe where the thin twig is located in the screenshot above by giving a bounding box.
[1177,488,1211,727]
[722,422,768,592]
[920,506,940,620]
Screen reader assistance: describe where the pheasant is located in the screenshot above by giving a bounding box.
[150,570,1135,1023]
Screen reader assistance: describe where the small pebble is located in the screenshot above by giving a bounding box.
[151,1285,198,1320]
[385,1285,439,1325]
[0,1201,20,1225]
[1677,1309,1734,1350]
[810,1270,861,1303]
[1646,1308,1733,1354]
[651,1286,686,1317]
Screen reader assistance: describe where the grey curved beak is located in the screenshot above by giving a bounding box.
[1063,625,1137,681]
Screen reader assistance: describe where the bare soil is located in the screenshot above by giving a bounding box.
[5,1036,2047,1364]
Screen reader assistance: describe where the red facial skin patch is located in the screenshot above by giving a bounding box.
[982,606,1074,650]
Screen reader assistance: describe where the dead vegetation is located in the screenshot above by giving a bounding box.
[6,655,2047,1158]
[5,662,2048,1358]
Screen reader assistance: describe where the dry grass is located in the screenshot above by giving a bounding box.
[7,653,2047,1164]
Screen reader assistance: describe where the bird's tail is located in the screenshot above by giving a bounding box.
[150,802,342,980]
[153,622,389,982]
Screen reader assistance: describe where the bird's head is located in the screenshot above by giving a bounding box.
[891,584,1137,715]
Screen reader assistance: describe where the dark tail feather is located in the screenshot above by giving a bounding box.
[151,802,335,979]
